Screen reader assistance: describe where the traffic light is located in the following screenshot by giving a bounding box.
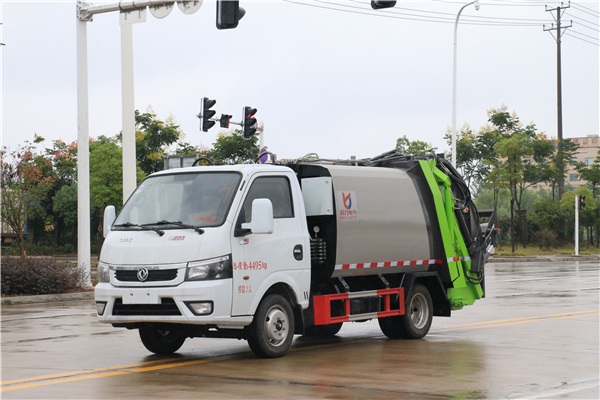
[200,97,216,132]
[242,106,257,139]
[580,195,586,210]
[216,0,246,30]
[219,114,232,128]
[371,1,396,9]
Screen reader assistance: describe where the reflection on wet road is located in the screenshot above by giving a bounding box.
[2,261,598,399]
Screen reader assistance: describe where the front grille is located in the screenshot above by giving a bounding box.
[112,298,182,316]
[115,269,178,282]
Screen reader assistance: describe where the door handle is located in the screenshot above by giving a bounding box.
[293,245,303,261]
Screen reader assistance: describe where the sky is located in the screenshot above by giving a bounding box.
[1,0,598,162]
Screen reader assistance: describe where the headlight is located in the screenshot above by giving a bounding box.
[185,255,232,281]
[97,262,111,283]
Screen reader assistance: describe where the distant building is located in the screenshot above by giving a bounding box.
[532,134,599,192]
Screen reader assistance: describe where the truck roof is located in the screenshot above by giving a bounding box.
[150,163,292,177]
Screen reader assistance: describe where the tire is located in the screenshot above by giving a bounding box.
[139,326,186,354]
[247,294,295,358]
[378,283,433,340]
[304,322,343,337]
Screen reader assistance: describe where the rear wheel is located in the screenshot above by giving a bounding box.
[139,326,186,354]
[379,283,433,339]
[304,322,343,337]
[247,294,294,358]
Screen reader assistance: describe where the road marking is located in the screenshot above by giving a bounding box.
[1,358,181,385]
[549,309,600,317]
[432,309,599,332]
[2,309,598,392]
[0,356,243,393]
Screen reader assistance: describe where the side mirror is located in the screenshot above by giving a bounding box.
[104,206,116,238]
[241,199,274,234]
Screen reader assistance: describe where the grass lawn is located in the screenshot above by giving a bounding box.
[495,242,600,256]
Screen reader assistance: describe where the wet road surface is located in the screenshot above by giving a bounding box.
[2,261,598,399]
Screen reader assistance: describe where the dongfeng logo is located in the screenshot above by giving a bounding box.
[137,268,149,282]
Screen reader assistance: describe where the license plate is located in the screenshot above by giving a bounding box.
[122,290,160,304]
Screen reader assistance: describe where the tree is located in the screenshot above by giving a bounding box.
[1,141,55,259]
[89,136,146,253]
[90,136,145,212]
[395,135,437,156]
[206,129,260,164]
[42,138,79,246]
[485,106,553,251]
[117,109,184,176]
[444,124,499,194]
[530,198,564,233]
[575,152,600,196]
[541,139,580,200]
[52,183,78,247]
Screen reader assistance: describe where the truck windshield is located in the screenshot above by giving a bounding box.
[114,172,241,229]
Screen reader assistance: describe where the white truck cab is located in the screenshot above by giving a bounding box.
[96,164,311,357]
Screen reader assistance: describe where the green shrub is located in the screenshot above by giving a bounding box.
[1,258,83,296]
[535,229,558,250]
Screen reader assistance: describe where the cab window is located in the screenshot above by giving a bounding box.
[237,176,294,227]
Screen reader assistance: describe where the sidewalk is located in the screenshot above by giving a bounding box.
[2,255,598,306]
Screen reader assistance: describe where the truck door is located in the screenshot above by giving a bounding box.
[230,174,308,316]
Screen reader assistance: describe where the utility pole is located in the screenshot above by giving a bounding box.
[544,2,572,201]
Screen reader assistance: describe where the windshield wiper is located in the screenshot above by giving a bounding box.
[113,222,165,236]
[143,220,205,235]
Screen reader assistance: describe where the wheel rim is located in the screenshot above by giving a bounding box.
[409,293,429,330]
[264,305,289,347]
[157,329,178,343]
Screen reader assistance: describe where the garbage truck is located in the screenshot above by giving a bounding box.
[95,150,497,358]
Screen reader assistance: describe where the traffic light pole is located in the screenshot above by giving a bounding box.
[575,195,579,256]
[75,0,197,290]
[76,15,92,287]
[121,22,137,200]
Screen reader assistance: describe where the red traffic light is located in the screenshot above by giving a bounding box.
[243,106,257,139]
[200,97,217,132]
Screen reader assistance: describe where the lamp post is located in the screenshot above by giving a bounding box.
[451,0,479,168]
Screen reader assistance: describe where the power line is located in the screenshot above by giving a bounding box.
[566,12,600,26]
[431,0,563,7]
[565,31,600,45]
[286,0,545,26]
[568,28,600,41]
[349,0,548,22]
[571,2,599,15]
[570,2,600,18]
[571,19,600,32]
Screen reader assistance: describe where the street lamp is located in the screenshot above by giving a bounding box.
[451,0,479,168]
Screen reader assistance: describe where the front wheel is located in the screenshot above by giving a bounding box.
[247,294,295,358]
[379,283,433,339]
[139,326,186,354]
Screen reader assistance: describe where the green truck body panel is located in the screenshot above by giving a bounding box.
[419,160,484,310]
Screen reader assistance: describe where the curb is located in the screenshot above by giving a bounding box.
[1,292,95,306]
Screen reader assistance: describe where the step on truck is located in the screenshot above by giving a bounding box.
[95,150,497,358]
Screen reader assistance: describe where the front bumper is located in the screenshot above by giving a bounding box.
[95,280,252,328]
